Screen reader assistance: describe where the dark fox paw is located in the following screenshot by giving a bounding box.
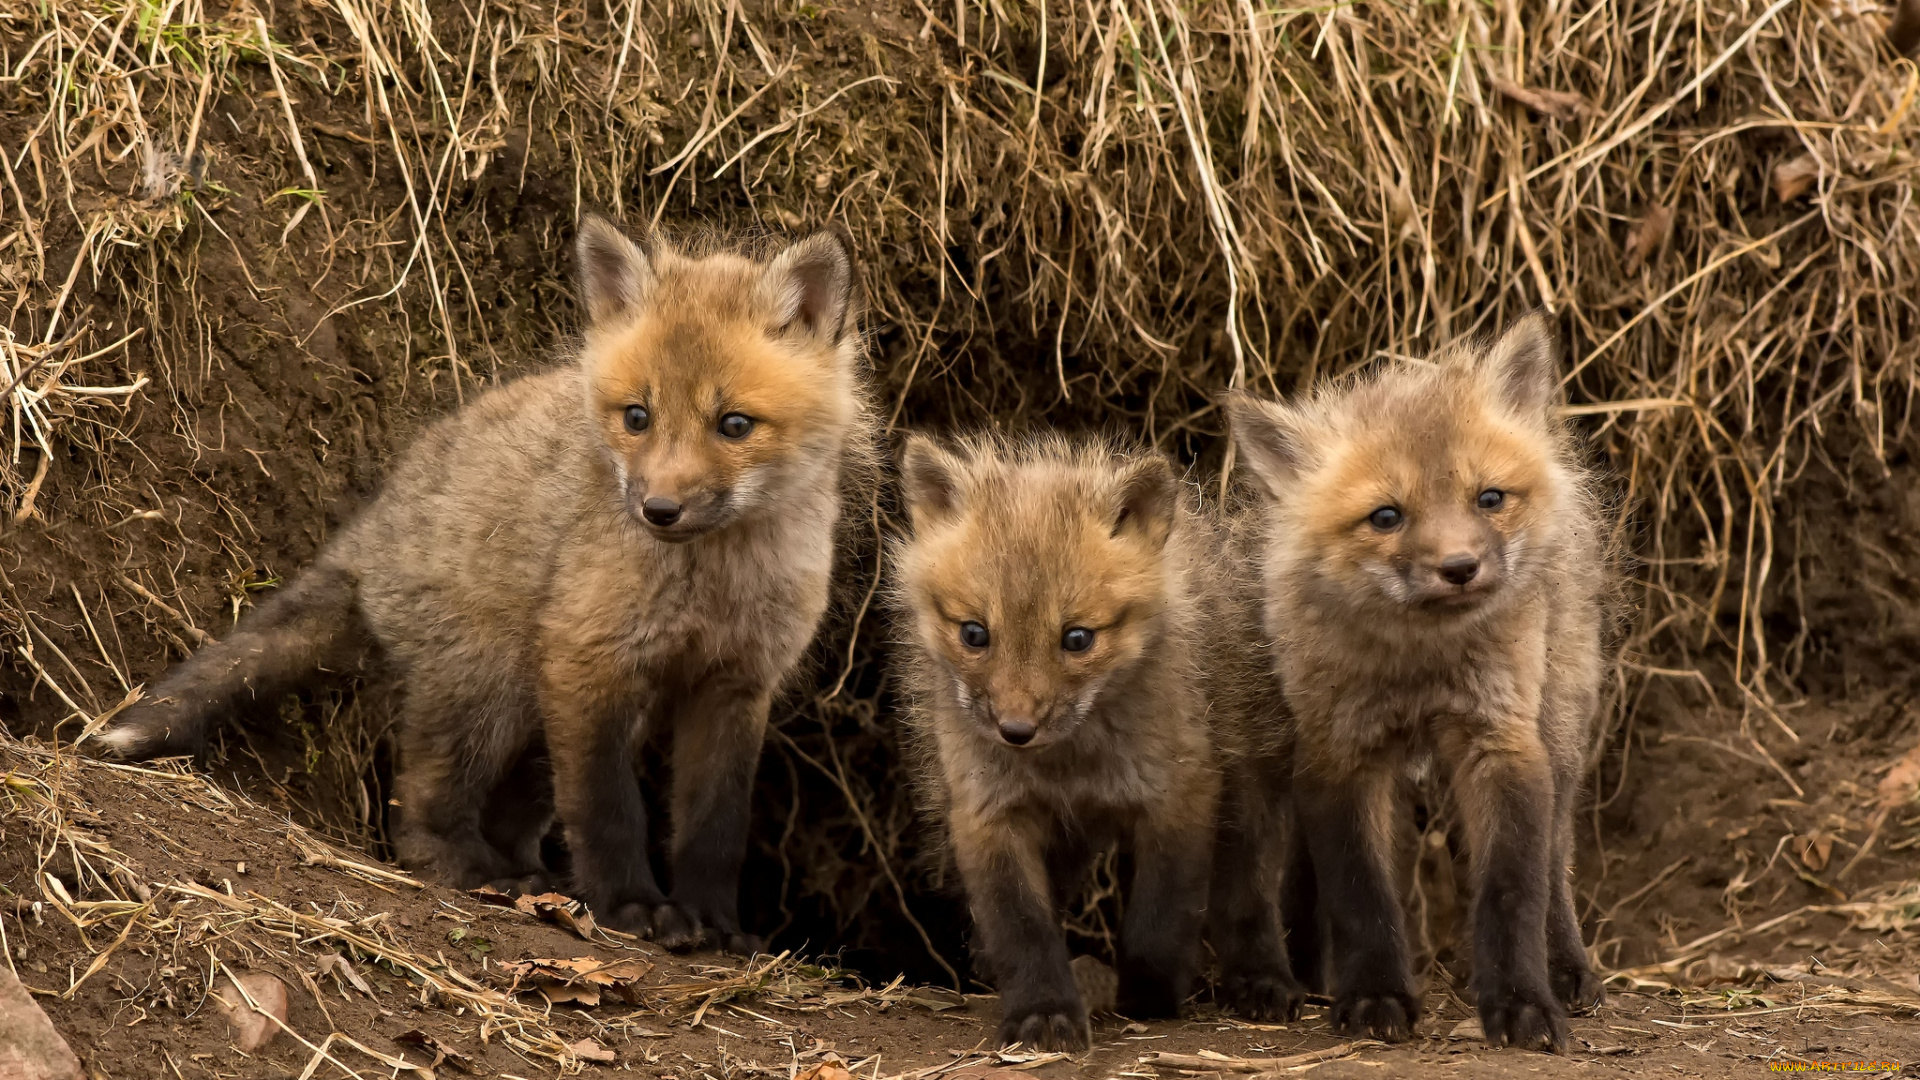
[616,901,761,955]
[997,1001,1091,1051]
[485,872,554,896]
[1550,959,1606,1015]
[1218,970,1305,1022]
[601,898,669,937]
[1478,984,1568,1053]
[1330,988,1420,1042]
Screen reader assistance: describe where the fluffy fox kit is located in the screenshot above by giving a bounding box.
[892,435,1301,1050]
[1227,314,1606,1052]
[100,217,869,951]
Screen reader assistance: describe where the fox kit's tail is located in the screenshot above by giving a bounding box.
[95,561,371,759]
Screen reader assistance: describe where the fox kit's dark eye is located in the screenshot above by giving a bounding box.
[1477,488,1505,510]
[1368,506,1403,531]
[960,621,990,649]
[1061,627,1095,653]
[623,405,649,433]
[718,413,754,439]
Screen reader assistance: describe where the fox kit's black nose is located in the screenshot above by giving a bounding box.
[997,719,1037,746]
[1438,554,1480,585]
[642,497,683,526]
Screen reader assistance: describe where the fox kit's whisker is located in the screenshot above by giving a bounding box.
[1228,311,1609,1054]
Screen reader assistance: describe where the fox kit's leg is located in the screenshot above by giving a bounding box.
[542,669,665,935]
[1208,761,1305,1020]
[1118,799,1214,1018]
[1439,719,1565,1053]
[1279,813,1322,992]
[952,810,1088,1051]
[1545,755,1602,1013]
[1295,757,1419,1042]
[97,563,368,759]
[479,743,556,894]
[657,680,771,954]
[391,683,536,889]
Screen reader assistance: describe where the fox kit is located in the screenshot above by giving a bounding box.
[891,435,1301,1050]
[1225,313,1606,1053]
[100,217,870,951]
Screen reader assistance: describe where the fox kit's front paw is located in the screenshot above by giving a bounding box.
[1478,981,1567,1053]
[1218,969,1305,1022]
[1549,957,1605,1015]
[485,872,554,896]
[997,998,1091,1051]
[608,901,760,954]
[1330,987,1420,1042]
[660,901,761,954]
[599,897,668,937]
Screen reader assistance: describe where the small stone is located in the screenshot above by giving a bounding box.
[213,971,290,1052]
[0,965,85,1080]
[571,1038,617,1064]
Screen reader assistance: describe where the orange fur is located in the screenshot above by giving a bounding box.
[102,216,874,956]
[1229,313,1608,1052]
[889,433,1288,1047]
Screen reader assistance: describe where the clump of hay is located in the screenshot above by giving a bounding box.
[1,0,1916,977]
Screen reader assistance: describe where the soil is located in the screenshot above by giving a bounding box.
[6,738,1918,1080]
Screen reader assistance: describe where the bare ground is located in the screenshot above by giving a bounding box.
[5,733,1919,1080]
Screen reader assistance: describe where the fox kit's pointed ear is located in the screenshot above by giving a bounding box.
[899,435,965,528]
[576,215,654,328]
[1485,311,1562,416]
[1225,391,1306,500]
[762,226,856,344]
[1113,456,1177,552]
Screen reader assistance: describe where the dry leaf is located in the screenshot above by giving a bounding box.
[1773,154,1822,202]
[1875,737,1920,808]
[467,888,604,941]
[214,971,290,1052]
[571,1038,617,1064]
[516,892,602,941]
[795,1057,854,1080]
[396,1029,476,1073]
[541,982,603,1007]
[1799,831,1835,871]
[1449,1017,1485,1040]
[316,951,375,997]
[1492,78,1593,121]
[466,886,516,907]
[1624,204,1675,275]
[494,956,652,1008]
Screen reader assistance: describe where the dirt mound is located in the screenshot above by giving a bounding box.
[8,734,1920,1077]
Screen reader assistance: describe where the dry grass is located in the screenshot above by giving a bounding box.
[0,730,966,1073]
[0,0,1916,977]
[0,734,613,1071]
